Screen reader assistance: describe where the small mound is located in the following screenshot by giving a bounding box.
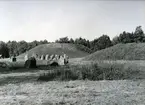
[18,43,89,59]
[84,43,145,60]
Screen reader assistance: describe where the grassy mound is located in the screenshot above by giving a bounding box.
[18,43,90,59]
[84,43,145,60]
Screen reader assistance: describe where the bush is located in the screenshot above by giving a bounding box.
[38,66,79,81]
[38,62,142,81]
[38,63,103,81]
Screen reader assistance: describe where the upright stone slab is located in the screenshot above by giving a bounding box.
[25,57,37,68]
[50,54,54,60]
[40,55,44,60]
[24,54,28,61]
[45,54,49,60]
[63,54,69,64]
[55,54,59,60]
[58,55,65,65]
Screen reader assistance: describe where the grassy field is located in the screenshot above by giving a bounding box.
[84,43,145,60]
[0,58,145,104]
[0,80,145,105]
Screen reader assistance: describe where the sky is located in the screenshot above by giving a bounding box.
[0,0,145,42]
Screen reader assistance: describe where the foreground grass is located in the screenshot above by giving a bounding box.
[0,80,145,105]
[0,60,145,104]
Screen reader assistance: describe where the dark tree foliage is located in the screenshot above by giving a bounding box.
[39,40,49,44]
[55,36,92,53]
[0,41,9,58]
[74,37,90,48]
[4,40,49,57]
[90,35,112,52]
[118,31,134,44]
[17,40,28,55]
[112,26,145,44]
[55,37,70,43]
[133,26,145,43]
[7,41,18,56]
[69,38,75,44]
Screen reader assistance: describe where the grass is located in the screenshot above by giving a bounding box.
[0,59,145,104]
[84,43,145,60]
[0,80,145,105]
[38,61,145,81]
[18,43,90,59]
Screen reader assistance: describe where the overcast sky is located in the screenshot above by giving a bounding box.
[0,0,145,42]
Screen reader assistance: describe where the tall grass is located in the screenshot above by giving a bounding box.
[38,61,143,81]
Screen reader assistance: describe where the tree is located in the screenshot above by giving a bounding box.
[17,40,28,55]
[118,31,134,43]
[0,41,9,58]
[69,38,74,44]
[91,35,112,52]
[39,40,49,44]
[55,37,69,43]
[7,41,18,56]
[133,26,145,43]
[74,37,90,48]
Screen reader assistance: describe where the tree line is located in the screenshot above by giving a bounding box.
[0,26,144,58]
[56,26,144,52]
[0,40,49,58]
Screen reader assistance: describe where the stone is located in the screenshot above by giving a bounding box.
[24,57,37,68]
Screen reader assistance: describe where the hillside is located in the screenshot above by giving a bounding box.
[84,43,145,60]
[18,43,90,59]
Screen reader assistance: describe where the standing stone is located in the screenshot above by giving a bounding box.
[50,54,54,60]
[40,55,44,60]
[55,55,59,60]
[58,55,65,65]
[64,55,69,64]
[24,57,37,68]
[63,54,66,59]
[45,54,49,60]
[63,54,69,64]
[24,54,28,61]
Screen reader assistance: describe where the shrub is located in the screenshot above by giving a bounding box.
[38,61,142,81]
[38,63,102,81]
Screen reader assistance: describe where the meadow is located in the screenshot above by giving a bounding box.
[0,58,145,104]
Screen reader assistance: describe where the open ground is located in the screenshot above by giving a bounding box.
[0,58,145,105]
